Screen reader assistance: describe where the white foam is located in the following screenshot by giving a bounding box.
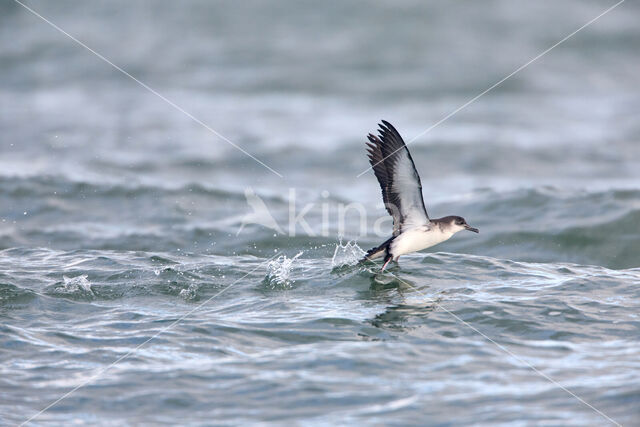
[62,275,93,295]
[265,251,303,287]
[330,239,366,268]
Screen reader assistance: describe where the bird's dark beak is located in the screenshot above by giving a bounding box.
[464,224,479,233]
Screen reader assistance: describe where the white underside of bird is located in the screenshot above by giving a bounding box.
[389,225,455,257]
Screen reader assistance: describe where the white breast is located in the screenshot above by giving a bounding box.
[389,226,453,258]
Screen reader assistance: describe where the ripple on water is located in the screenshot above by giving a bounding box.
[0,282,37,307]
[0,245,638,425]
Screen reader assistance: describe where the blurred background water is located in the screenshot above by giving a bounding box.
[1,0,639,425]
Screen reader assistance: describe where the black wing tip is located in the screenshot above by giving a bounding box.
[379,120,401,137]
[376,121,391,137]
[375,120,405,153]
[380,119,393,129]
[379,120,396,132]
[366,135,378,152]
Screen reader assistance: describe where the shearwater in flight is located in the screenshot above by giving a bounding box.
[362,121,478,272]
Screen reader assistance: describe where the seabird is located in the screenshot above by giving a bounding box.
[362,121,479,272]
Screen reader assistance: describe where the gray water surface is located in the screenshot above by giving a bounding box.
[1,1,639,425]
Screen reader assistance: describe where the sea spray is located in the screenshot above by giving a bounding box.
[330,238,366,269]
[263,251,304,289]
[179,282,200,301]
[44,274,95,301]
[62,275,93,295]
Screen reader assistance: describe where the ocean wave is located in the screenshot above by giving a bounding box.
[0,174,252,200]
[1,244,638,425]
[430,187,640,269]
[0,282,37,307]
[1,177,639,269]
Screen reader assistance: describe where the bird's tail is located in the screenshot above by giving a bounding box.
[359,237,393,264]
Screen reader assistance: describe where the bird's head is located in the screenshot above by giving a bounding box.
[450,216,479,233]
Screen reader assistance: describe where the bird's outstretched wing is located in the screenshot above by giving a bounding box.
[366,120,429,235]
